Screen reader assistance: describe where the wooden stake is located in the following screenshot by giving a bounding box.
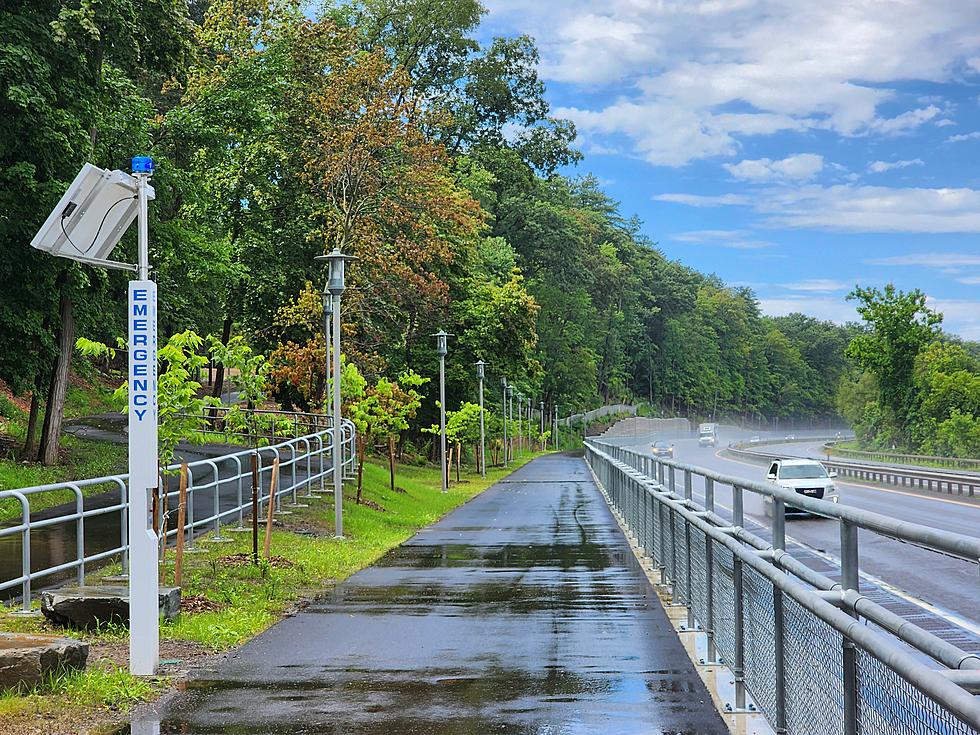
[174,464,188,586]
[251,452,259,565]
[263,458,279,559]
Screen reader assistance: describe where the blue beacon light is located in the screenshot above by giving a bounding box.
[131,156,154,174]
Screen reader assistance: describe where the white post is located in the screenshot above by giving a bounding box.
[128,169,158,676]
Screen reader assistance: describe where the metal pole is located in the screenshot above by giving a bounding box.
[517,394,522,457]
[555,401,559,449]
[332,295,343,536]
[439,352,447,493]
[540,401,544,444]
[478,372,486,478]
[502,378,508,467]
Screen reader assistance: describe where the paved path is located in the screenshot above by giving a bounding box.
[132,453,726,734]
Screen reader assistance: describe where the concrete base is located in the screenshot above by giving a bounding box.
[0,633,88,690]
[40,585,181,629]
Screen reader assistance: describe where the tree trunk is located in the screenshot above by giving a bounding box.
[455,442,461,482]
[210,315,233,400]
[38,274,74,466]
[387,435,396,492]
[21,369,45,460]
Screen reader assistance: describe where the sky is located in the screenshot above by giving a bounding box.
[480,0,980,339]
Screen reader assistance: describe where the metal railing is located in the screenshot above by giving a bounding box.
[825,443,980,472]
[729,441,980,498]
[180,406,334,444]
[584,438,980,734]
[0,421,356,610]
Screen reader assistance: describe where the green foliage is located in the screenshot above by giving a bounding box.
[845,285,942,434]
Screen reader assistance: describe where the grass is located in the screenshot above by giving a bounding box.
[0,662,160,725]
[0,450,545,733]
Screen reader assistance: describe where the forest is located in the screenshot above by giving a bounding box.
[0,0,893,468]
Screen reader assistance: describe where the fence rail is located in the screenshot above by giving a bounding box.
[825,443,980,472]
[584,439,980,734]
[179,406,336,446]
[0,421,356,610]
[728,441,980,498]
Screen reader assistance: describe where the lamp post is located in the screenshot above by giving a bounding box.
[322,287,333,423]
[507,384,514,462]
[540,401,545,448]
[502,378,508,467]
[475,360,487,478]
[554,401,559,450]
[516,392,523,457]
[434,330,449,493]
[316,248,356,538]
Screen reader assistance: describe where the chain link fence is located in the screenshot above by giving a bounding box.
[585,439,980,735]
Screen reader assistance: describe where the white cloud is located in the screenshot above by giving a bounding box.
[724,153,824,181]
[658,184,980,233]
[867,253,980,268]
[926,298,980,340]
[485,0,980,165]
[653,192,750,207]
[672,229,777,249]
[868,159,924,173]
[946,131,980,142]
[780,279,853,293]
[867,106,941,134]
[957,275,980,285]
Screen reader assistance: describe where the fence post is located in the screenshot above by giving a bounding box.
[841,520,860,735]
[732,485,744,527]
[251,451,260,565]
[773,583,787,733]
[733,555,747,710]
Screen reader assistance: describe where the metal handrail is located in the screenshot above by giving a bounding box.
[0,420,356,610]
[825,443,980,471]
[585,439,980,732]
[729,441,980,498]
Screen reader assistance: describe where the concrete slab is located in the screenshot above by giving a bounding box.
[41,585,181,629]
[130,454,727,733]
[0,633,88,689]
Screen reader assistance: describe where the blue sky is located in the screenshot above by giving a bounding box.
[481,0,980,339]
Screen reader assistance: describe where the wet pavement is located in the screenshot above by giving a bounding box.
[130,453,726,734]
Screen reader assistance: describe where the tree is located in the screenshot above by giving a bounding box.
[846,285,942,440]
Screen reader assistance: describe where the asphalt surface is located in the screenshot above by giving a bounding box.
[130,453,727,734]
[621,433,980,651]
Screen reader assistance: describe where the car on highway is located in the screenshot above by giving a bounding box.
[764,459,839,517]
[749,436,761,444]
[651,441,674,458]
[698,422,718,447]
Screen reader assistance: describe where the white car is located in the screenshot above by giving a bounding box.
[763,459,839,517]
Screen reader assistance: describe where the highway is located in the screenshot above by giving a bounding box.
[616,430,980,652]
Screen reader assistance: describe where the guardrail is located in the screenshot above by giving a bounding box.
[729,441,980,498]
[825,443,980,471]
[584,438,980,734]
[0,421,356,610]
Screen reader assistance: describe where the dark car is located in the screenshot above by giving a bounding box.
[651,441,674,458]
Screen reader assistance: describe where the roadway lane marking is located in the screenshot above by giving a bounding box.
[713,448,980,510]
